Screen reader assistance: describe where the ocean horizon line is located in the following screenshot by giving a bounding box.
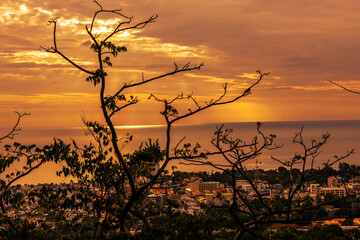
[4,119,359,131]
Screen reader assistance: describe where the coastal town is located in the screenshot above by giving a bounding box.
[4,168,360,234]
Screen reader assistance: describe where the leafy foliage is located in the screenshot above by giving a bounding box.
[86,69,108,86]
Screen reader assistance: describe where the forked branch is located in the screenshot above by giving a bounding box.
[0,112,30,141]
[40,18,95,75]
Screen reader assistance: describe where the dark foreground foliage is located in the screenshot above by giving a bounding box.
[2,215,360,240]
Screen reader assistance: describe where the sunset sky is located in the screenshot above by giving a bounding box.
[2,0,360,130]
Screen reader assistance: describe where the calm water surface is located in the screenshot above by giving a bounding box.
[1,120,359,184]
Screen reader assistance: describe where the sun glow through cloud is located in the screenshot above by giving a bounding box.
[0,51,95,66]
[1,0,360,131]
[114,124,165,129]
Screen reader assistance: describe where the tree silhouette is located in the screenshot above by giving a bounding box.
[0,112,29,232]
[41,0,267,235]
[0,112,76,238]
[185,124,354,239]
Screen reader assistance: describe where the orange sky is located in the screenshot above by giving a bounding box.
[1,0,360,130]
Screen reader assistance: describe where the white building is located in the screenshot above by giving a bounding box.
[236,179,269,196]
[320,187,347,197]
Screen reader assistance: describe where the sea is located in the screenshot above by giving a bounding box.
[1,120,359,184]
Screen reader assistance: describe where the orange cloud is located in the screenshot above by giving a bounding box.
[1,0,360,131]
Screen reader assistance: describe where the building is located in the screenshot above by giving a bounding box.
[205,192,232,206]
[353,218,360,226]
[187,178,201,192]
[323,218,346,225]
[309,183,320,194]
[236,179,269,196]
[187,178,220,193]
[199,181,220,192]
[152,187,173,195]
[328,176,341,187]
[320,187,347,197]
[236,180,253,193]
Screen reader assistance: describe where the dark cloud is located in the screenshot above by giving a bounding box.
[0,34,35,46]
[269,87,294,91]
[284,57,319,68]
[80,40,91,46]
[1,62,81,69]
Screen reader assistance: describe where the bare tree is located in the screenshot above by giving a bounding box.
[182,123,279,239]
[191,125,354,239]
[42,0,268,234]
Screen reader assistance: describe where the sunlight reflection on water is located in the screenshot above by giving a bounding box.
[1,120,359,184]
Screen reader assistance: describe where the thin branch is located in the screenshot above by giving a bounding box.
[169,71,268,124]
[109,99,139,118]
[327,79,360,94]
[103,15,157,42]
[113,62,204,98]
[41,19,95,75]
[0,112,30,141]
[5,159,45,192]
